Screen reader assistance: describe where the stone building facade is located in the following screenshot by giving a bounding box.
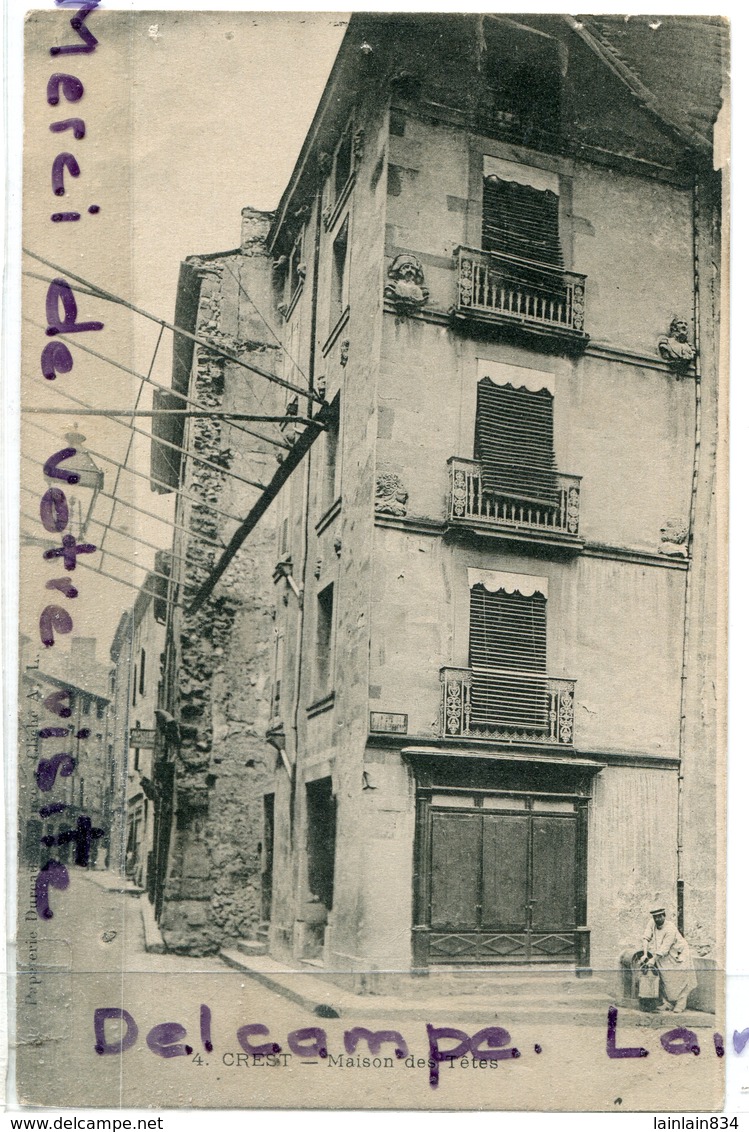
[257,14,725,987]
[131,15,725,984]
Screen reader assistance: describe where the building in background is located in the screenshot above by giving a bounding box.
[108,557,170,890]
[20,635,113,870]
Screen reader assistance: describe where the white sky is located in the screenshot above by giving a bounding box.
[18,11,348,653]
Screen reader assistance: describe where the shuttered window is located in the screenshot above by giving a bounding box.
[482,176,563,267]
[474,377,557,506]
[470,586,547,673]
[469,585,548,732]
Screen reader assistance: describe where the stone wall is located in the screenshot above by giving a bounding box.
[159,215,281,954]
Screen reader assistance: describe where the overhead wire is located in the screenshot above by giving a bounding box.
[99,323,164,560]
[22,538,187,612]
[22,314,290,450]
[19,483,196,571]
[33,375,270,494]
[20,448,226,550]
[22,249,323,404]
[23,418,248,526]
[19,511,180,592]
[221,263,306,417]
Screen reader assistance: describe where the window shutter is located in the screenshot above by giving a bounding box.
[469,585,548,732]
[482,176,563,267]
[474,378,558,505]
[469,586,547,673]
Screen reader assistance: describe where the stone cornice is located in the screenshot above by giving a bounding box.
[374,514,690,570]
[382,300,694,377]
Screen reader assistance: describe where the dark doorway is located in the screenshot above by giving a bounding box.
[306,776,336,911]
[150,761,174,919]
[261,793,275,923]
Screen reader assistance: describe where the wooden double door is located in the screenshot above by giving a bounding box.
[414,791,587,966]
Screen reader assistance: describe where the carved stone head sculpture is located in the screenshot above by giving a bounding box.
[659,518,689,558]
[384,253,429,314]
[658,317,696,367]
[375,471,408,517]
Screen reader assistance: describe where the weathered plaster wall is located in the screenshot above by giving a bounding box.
[679,170,723,960]
[587,765,678,979]
[369,527,685,758]
[267,88,392,968]
[572,165,694,353]
[355,748,416,976]
[384,110,695,355]
[321,92,390,971]
[377,316,696,554]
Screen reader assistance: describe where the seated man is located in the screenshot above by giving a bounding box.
[641,902,697,1014]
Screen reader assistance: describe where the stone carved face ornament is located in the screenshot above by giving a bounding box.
[384,254,429,314]
[659,518,689,557]
[375,472,408,517]
[658,318,696,367]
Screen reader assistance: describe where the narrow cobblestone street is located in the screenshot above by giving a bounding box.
[15,869,724,1111]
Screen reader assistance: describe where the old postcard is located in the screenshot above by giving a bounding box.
[13,8,729,1112]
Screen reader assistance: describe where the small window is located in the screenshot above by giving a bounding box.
[139,649,146,697]
[482,795,528,811]
[431,794,477,809]
[320,393,340,510]
[289,231,304,301]
[483,21,562,139]
[82,696,90,716]
[96,701,105,720]
[532,799,575,813]
[316,583,335,692]
[330,219,349,330]
[132,666,137,708]
[333,119,354,204]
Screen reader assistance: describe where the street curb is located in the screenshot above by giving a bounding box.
[219,949,716,1028]
[80,869,144,897]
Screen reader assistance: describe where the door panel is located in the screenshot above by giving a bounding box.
[481,814,528,929]
[430,812,481,929]
[531,816,576,929]
[421,798,581,965]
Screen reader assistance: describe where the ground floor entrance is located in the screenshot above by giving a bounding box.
[411,759,594,971]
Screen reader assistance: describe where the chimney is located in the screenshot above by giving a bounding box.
[241,206,274,253]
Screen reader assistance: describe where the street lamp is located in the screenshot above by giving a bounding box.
[47,430,104,539]
[21,429,105,549]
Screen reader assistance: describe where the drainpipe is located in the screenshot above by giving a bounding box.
[290,186,324,812]
[676,172,703,936]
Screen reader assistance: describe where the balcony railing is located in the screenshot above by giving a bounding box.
[440,666,575,745]
[454,246,587,342]
[447,457,581,539]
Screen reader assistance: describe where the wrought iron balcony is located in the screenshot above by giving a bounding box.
[453,246,588,347]
[440,666,575,746]
[447,457,581,542]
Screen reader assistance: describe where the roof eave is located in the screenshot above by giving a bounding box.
[267,16,365,254]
